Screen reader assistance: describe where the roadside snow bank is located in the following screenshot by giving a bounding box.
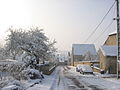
[27,66,59,90]
[2,80,25,90]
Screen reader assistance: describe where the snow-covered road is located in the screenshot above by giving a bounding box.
[55,66,91,90]
[28,66,120,90]
[48,66,103,90]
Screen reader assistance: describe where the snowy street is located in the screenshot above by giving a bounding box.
[0,0,120,90]
[27,66,120,90]
[50,66,103,90]
[54,66,91,90]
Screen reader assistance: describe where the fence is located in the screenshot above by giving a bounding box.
[36,64,56,75]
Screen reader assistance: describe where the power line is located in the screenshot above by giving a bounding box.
[84,1,116,43]
[92,20,114,43]
[93,5,116,43]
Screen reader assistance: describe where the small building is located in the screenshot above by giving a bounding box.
[104,31,117,45]
[72,44,98,66]
[99,45,117,74]
[55,51,69,65]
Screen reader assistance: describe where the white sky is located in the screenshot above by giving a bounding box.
[0,0,117,50]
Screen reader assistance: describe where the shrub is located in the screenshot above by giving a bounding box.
[20,69,42,80]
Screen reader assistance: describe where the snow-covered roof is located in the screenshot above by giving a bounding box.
[100,45,117,56]
[80,60,99,63]
[72,44,97,55]
[109,31,117,36]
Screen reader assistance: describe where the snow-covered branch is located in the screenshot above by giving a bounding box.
[5,27,57,68]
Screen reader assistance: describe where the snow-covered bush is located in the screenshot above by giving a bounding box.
[7,80,22,87]
[2,80,25,90]
[0,80,10,88]
[2,85,22,90]
[20,69,42,80]
[0,60,26,80]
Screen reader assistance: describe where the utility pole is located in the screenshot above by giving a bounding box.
[116,0,120,79]
[72,47,74,66]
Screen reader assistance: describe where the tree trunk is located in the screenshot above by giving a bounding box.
[13,56,16,60]
[34,55,39,64]
[33,55,39,69]
[12,52,16,60]
[36,56,39,64]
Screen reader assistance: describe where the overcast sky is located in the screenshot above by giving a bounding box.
[0,0,117,51]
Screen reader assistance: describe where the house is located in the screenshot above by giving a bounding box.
[72,44,98,66]
[99,31,118,74]
[99,45,117,74]
[104,31,117,45]
[55,51,69,65]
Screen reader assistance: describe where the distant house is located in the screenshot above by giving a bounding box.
[72,44,97,66]
[99,45,117,74]
[55,51,69,66]
[104,31,117,45]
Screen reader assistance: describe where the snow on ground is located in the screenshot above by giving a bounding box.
[27,67,60,90]
[0,66,61,90]
[2,65,120,90]
[68,66,120,90]
[23,66,120,90]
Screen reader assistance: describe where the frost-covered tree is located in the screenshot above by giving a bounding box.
[5,27,56,65]
[0,47,6,60]
[5,28,23,60]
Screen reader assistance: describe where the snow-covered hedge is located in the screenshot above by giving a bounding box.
[20,69,42,80]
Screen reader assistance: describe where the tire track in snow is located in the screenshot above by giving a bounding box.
[63,66,89,90]
[50,66,61,90]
